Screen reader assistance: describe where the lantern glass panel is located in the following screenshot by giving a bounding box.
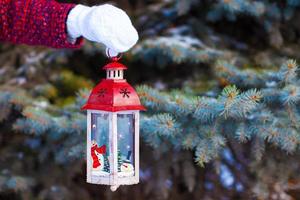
[117,114,135,177]
[91,113,110,175]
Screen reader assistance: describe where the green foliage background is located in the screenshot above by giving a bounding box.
[1,0,300,199]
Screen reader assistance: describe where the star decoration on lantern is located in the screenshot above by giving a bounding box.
[120,88,131,98]
[97,88,107,97]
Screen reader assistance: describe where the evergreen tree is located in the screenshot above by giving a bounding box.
[103,154,110,173]
[117,149,122,172]
[2,0,300,199]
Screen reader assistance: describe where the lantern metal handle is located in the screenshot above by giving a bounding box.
[106,48,122,61]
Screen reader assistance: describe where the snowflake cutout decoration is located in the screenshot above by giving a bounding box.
[97,88,107,97]
[120,88,131,98]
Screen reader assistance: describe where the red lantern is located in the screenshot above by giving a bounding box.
[82,54,145,191]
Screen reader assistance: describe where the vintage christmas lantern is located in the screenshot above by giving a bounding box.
[82,52,145,191]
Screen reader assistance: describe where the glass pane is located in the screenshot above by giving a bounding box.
[117,114,135,177]
[91,113,110,176]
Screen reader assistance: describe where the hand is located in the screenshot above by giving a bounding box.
[67,4,139,55]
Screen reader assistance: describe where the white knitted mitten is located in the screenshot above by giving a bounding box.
[67,4,139,55]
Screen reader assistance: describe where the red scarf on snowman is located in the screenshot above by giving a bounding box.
[91,143,106,168]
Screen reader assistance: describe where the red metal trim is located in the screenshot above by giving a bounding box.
[81,104,146,112]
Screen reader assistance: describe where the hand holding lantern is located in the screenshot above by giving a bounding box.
[67,4,139,55]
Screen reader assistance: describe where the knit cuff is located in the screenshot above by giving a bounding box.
[52,3,84,49]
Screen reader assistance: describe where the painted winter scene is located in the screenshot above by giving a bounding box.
[90,113,135,177]
[90,142,135,177]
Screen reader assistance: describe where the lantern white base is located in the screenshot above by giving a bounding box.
[92,171,110,176]
[87,175,139,186]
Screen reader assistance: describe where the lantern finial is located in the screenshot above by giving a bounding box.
[110,185,119,191]
[103,49,127,80]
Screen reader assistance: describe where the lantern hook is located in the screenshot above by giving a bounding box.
[106,48,122,62]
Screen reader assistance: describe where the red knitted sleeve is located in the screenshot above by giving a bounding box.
[0,0,84,49]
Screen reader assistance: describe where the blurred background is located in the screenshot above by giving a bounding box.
[1,0,300,199]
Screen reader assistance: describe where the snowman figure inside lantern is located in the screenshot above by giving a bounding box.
[82,53,145,191]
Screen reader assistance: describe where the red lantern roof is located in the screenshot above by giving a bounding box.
[81,60,145,112]
[102,61,127,70]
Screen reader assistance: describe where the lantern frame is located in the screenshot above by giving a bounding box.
[86,109,140,187]
[82,57,145,191]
